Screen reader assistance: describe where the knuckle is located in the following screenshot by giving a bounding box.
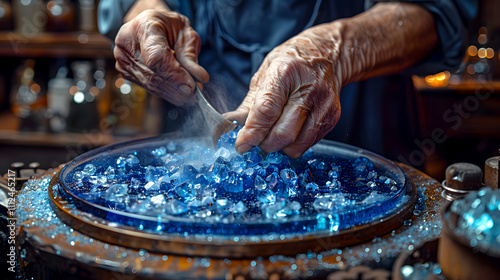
[272,129,295,147]
[254,96,281,123]
[143,46,165,69]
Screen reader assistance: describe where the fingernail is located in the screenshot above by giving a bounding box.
[236,143,253,154]
[178,84,192,95]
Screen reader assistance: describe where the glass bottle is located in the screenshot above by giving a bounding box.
[45,0,76,32]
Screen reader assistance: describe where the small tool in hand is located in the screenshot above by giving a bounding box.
[194,84,237,146]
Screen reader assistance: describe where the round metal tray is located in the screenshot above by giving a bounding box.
[49,135,416,258]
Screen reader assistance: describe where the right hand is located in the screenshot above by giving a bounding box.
[114,9,209,106]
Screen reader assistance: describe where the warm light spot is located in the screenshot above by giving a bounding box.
[424,71,450,87]
[468,45,477,56]
[115,78,125,88]
[467,64,476,75]
[478,34,487,45]
[486,48,494,59]
[69,86,79,95]
[478,48,486,58]
[436,71,448,81]
[479,26,487,35]
[89,86,100,96]
[29,83,41,94]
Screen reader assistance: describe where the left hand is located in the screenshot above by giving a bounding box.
[224,24,344,158]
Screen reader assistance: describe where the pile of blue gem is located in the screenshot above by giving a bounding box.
[61,127,405,235]
[450,187,500,252]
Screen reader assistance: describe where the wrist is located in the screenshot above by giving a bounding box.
[334,2,437,83]
[301,21,351,87]
[329,17,379,85]
[124,0,170,22]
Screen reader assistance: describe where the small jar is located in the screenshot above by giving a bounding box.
[78,0,97,32]
[13,0,46,37]
[45,0,76,32]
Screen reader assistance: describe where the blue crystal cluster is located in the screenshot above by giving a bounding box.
[61,127,404,234]
[450,187,500,251]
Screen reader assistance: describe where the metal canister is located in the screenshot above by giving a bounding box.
[484,156,499,190]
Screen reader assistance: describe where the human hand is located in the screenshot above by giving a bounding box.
[224,24,344,158]
[114,9,209,106]
[225,2,438,158]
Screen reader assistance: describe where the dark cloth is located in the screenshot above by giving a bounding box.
[98,0,477,163]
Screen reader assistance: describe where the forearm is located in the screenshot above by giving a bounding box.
[124,0,170,22]
[324,2,438,85]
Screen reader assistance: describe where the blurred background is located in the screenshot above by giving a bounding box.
[0,0,498,181]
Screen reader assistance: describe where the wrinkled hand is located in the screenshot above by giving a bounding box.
[114,9,209,106]
[224,24,344,158]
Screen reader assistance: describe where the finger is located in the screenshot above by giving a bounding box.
[234,61,294,154]
[282,104,340,158]
[140,22,196,99]
[114,45,189,106]
[175,27,210,83]
[114,21,138,56]
[258,99,311,154]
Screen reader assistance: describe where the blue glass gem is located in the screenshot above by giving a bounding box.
[82,164,96,175]
[174,182,195,202]
[233,201,248,213]
[229,153,247,173]
[151,147,167,157]
[150,194,166,207]
[164,199,188,215]
[266,152,283,165]
[254,175,267,191]
[280,169,298,187]
[115,156,126,168]
[224,173,244,193]
[166,141,176,152]
[104,166,115,180]
[266,172,279,190]
[217,130,237,150]
[104,184,129,204]
[243,147,263,167]
[214,147,231,159]
[126,154,140,167]
[257,189,276,205]
[305,182,319,192]
[89,175,107,186]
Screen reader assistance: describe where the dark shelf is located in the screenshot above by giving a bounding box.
[0,31,113,59]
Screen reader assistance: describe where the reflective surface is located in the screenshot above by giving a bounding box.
[57,131,409,239]
[16,165,441,278]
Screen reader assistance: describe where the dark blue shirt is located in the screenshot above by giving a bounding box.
[98,0,477,162]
